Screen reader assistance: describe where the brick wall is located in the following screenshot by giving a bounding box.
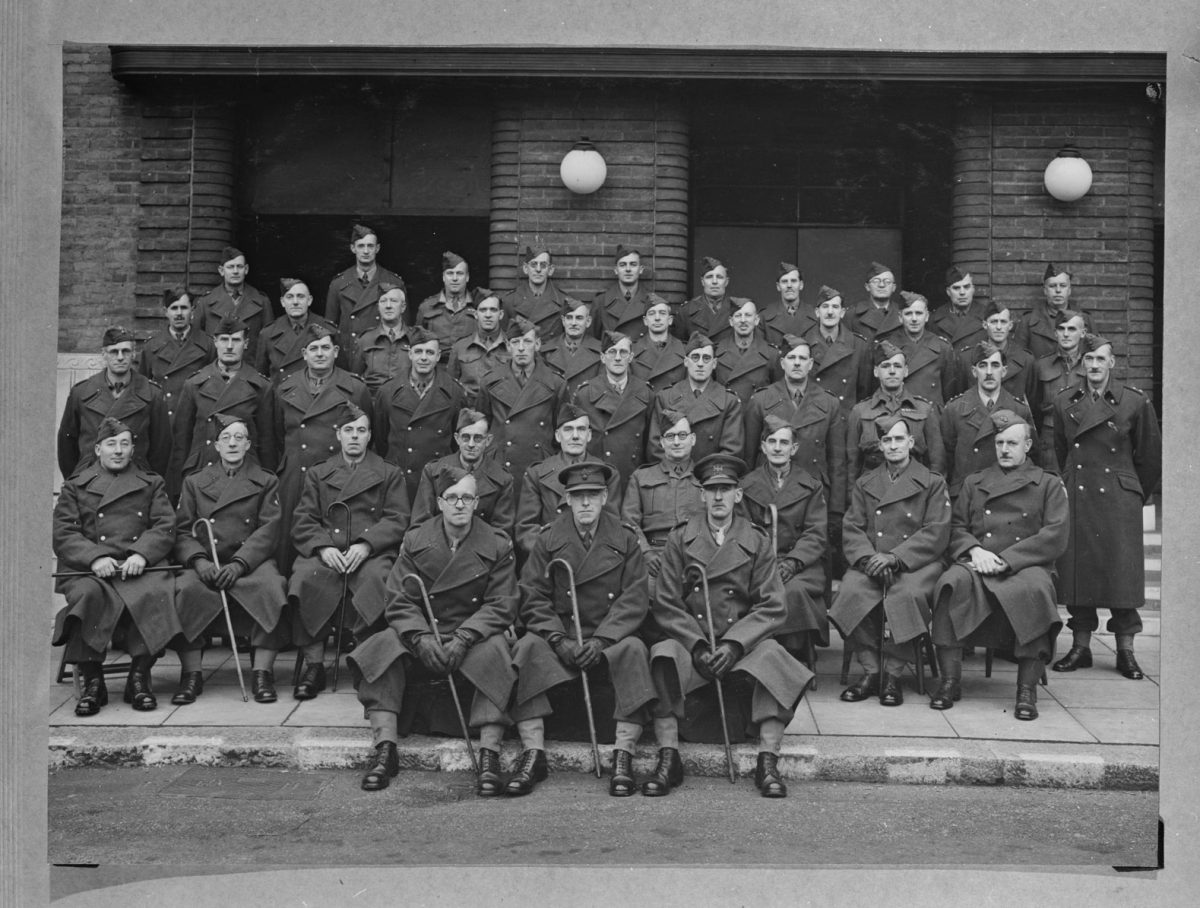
[60,45,238,351]
[489,89,689,301]
[952,88,1158,393]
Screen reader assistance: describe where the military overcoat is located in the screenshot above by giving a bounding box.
[373,368,467,500]
[630,334,687,393]
[845,387,945,484]
[802,324,873,415]
[409,452,516,535]
[573,374,653,493]
[939,387,1035,497]
[324,264,406,354]
[715,335,781,405]
[57,372,172,481]
[137,329,216,421]
[648,379,744,465]
[253,314,339,384]
[514,452,621,557]
[195,283,270,355]
[477,361,569,497]
[594,283,653,341]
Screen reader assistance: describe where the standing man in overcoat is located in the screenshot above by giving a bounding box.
[845,261,903,343]
[759,262,816,346]
[715,299,781,405]
[929,266,987,352]
[673,256,745,345]
[138,286,215,424]
[1030,309,1088,473]
[254,278,338,384]
[195,245,270,356]
[52,417,180,716]
[172,414,289,705]
[509,460,656,797]
[802,286,872,416]
[1014,263,1077,360]
[348,281,412,393]
[502,245,571,341]
[631,294,687,394]
[930,410,1068,719]
[348,467,520,795]
[647,332,744,465]
[1051,334,1161,679]
[594,245,653,341]
[830,415,951,706]
[418,251,493,354]
[325,223,405,360]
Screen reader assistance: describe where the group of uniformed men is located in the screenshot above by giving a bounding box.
[53,223,1161,798]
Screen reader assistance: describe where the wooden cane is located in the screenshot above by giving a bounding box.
[546,557,603,778]
[326,500,353,693]
[192,518,249,702]
[685,562,737,784]
[400,572,480,774]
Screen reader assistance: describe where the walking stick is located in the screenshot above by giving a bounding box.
[326,500,353,692]
[684,562,737,784]
[767,504,779,553]
[399,573,480,774]
[192,518,249,702]
[53,564,182,578]
[546,557,603,778]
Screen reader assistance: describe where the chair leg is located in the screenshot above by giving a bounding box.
[924,636,939,680]
[912,638,925,696]
[985,648,993,678]
[839,639,852,685]
[1040,666,1048,686]
[806,635,818,692]
[291,649,305,687]
[56,646,70,684]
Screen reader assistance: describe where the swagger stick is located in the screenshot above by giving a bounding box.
[399,572,479,773]
[326,500,352,692]
[192,518,248,702]
[52,564,182,578]
[684,562,737,784]
[545,557,603,778]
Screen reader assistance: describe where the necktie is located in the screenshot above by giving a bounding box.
[625,290,632,301]
[359,273,370,287]
[985,398,994,410]
[581,532,593,549]
[694,388,702,398]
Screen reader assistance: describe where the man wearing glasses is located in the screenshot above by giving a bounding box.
[846,261,904,343]
[372,326,468,501]
[348,466,520,796]
[58,326,172,481]
[647,332,744,465]
[502,245,571,341]
[409,409,515,535]
[573,330,654,495]
[515,405,620,559]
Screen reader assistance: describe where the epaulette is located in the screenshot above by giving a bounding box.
[1126,385,1146,397]
[947,389,971,403]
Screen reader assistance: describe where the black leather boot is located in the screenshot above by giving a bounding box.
[609,749,636,797]
[840,673,880,702]
[754,752,788,798]
[293,662,326,700]
[74,662,108,717]
[252,669,278,703]
[170,670,204,705]
[641,747,683,797]
[1015,684,1039,721]
[929,649,962,710]
[123,655,157,711]
[361,741,400,791]
[504,748,548,796]
[476,748,503,797]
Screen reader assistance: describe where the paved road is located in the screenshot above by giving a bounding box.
[50,765,1159,876]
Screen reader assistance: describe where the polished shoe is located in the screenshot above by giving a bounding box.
[1051,645,1092,672]
[123,656,157,711]
[1014,684,1038,721]
[754,752,788,798]
[1116,649,1144,680]
[252,669,278,703]
[641,746,684,797]
[170,670,204,705]
[609,749,637,797]
[879,673,904,707]
[361,741,400,791]
[293,662,326,700]
[476,747,503,797]
[74,664,108,717]
[840,673,880,703]
[504,748,548,796]
[928,677,961,710]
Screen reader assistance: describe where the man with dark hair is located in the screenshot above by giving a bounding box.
[260,321,372,569]
[802,285,872,416]
[759,262,816,345]
[648,332,744,464]
[845,261,904,342]
[410,409,516,534]
[372,326,467,501]
[540,297,603,392]
[515,405,620,559]
[169,316,271,503]
[418,251,494,354]
[929,266,987,351]
[845,340,945,485]
[195,245,270,355]
[930,410,1068,719]
[1014,263,1077,360]
[288,404,410,701]
[502,245,571,341]
[509,460,655,797]
[58,326,171,481]
[831,415,951,706]
[957,300,1037,406]
[895,291,961,407]
[172,414,289,705]
[674,256,747,344]
[594,245,653,341]
[573,330,654,495]
[255,278,338,383]
[348,466,519,795]
[648,453,813,798]
[138,286,215,424]
[940,341,1036,500]
[1030,309,1088,473]
[715,299,780,405]
[1051,334,1161,680]
[477,316,569,498]
[447,294,509,405]
[52,417,180,716]
[348,281,412,392]
[325,223,405,355]
[631,293,687,394]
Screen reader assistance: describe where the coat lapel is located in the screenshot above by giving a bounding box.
[93,469,147,509]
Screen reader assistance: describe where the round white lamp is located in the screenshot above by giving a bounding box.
[560,139,607,195]
[1044,146,1093,202]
